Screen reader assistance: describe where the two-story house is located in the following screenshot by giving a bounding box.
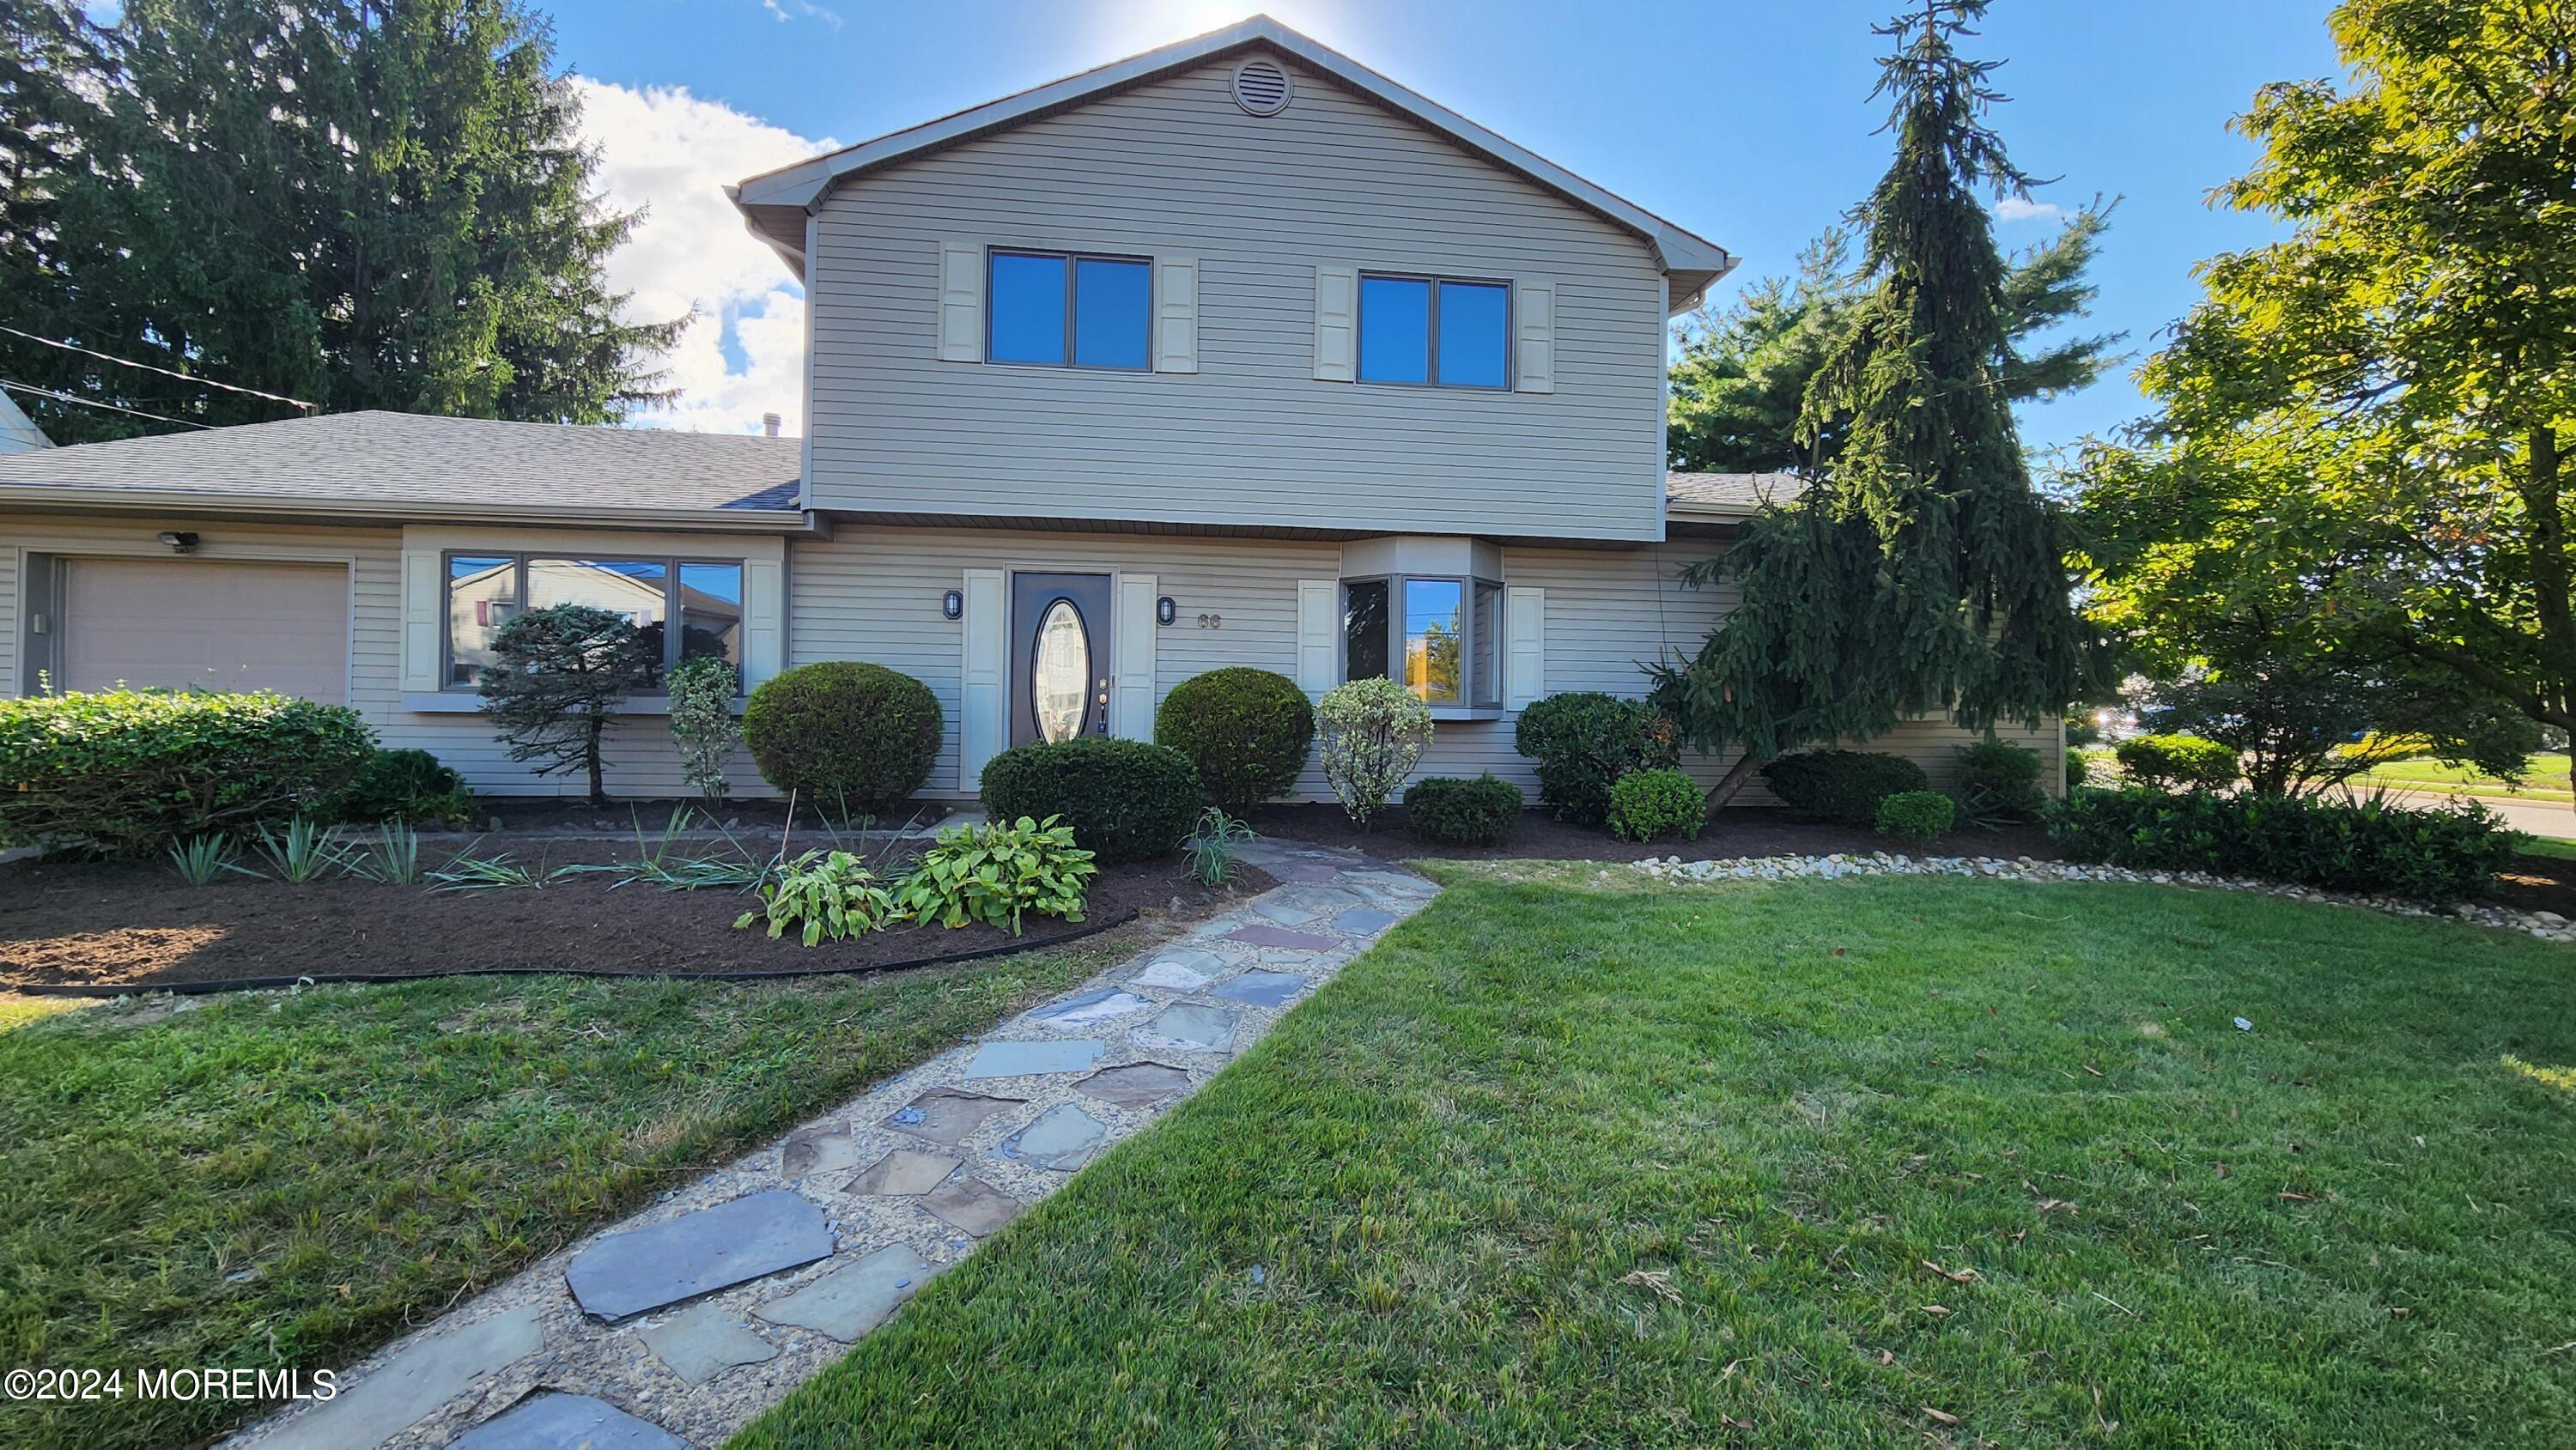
[0,17,2059,802]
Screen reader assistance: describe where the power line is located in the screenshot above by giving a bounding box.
[0,379,214,430]
[0,325,315,411]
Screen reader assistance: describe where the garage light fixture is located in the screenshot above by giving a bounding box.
[156,531,199,554]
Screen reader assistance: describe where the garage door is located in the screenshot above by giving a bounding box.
[63,558,349,703]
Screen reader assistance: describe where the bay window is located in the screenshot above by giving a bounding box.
[1343,573,1504,711]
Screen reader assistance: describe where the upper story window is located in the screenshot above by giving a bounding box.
[987,250,1151,370]
[1342,574,1504,708]
[1358,275,1510,389]
[445,552,744,690]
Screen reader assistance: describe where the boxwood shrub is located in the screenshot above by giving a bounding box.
[978,737,1200,865]
[0,688,375,854]
[2114,733,2238,792]
[744,661,943,813]
[1513,691,1679,826]
[1154,667,1315,813]
[1874,789,1957,845]
[1607,767,1705,842]
[2048,786,2516,903]
[337,748,475,823]
[1404,774,1524,846]
[1758,749,1930,827]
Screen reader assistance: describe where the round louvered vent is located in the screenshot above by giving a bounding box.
[1231,58,1293,117]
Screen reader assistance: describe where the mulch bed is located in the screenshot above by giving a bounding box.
[0,841,1271,992]
[1242,802,2067,865]
[2479,852,2576,919]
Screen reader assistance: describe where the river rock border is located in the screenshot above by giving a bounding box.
[1625,852,2576,943]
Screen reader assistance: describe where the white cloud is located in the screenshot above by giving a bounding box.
[761,0,843,27]
[571,77,834,436]
[1994,195,2062,223]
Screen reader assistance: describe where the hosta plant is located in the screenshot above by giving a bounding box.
[736,850,901,946]
[893,816,1097,935]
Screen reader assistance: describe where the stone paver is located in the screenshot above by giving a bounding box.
[446,1393,685,1450]
[918,1176,1024,1236]
[564,1190,833,1322]
[636,1303,780,1386]
[1076,1061,1191,1109]
[757,1245,936,1342]
[843,1147,960,1196]
[232,839,1436,1450]
[961,1038,1106,1078]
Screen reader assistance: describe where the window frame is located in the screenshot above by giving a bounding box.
[984,247,1154,373]
[1340,572,1507,717]
[440,549,748,695]
[1355,272,1514,391]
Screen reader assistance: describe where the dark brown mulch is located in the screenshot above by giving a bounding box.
[0,841,1270,991]
[434,797,954,835]
[1241,802,2069,865]
[2480,853,2576,919]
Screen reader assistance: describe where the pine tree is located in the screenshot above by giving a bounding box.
[0,0,679,442]
[1652,0,2103,804]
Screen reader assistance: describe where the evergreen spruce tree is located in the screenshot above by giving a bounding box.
[0,0,678,442]
[1652,0,2103,804]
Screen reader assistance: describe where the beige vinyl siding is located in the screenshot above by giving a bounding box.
[2,514,756,798]
[790,526,2060,804]
[804,58,1667,542]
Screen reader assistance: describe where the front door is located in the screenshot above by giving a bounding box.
[1009,572,1114,747]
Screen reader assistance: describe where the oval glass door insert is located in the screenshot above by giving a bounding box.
[1031,599,1091,743]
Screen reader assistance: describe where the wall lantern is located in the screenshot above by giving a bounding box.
[1156,596,1177,626]
[156,531,200,555]
[941,589,963,621]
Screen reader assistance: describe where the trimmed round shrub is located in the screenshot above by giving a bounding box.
[1155,667,1315,813]
[2066,746,2094,792]
[337,748,474,823]
[1513,691,1680,826]
[1758,749,1930,827]
[1607,767,1705,842]
[978,737,1200,865]
[744,661,943,813]
[0,688,376,854]
[1317,676,1433,830]
[1405,774,1524,846]
[2048,786,2513,903]
[2114,733,2238,792]
[1956,737,2045,818]
[1874,789,1957,845]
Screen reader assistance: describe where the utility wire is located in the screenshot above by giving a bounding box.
[0,378,215,430]
[0,325,316,411]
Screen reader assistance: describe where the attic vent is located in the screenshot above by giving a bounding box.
[1230,58,1293,117]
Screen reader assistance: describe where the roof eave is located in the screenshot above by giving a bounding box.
[0,485,823,536]
[730,15,1732,280]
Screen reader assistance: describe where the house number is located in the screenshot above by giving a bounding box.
[1195,612,1224,628]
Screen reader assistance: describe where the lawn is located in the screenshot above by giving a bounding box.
[0,935,1137,1450]
[2356,751,2574,803]
[737,865,2576,1447]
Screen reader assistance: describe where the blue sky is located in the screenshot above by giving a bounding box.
[537,0,2345,447]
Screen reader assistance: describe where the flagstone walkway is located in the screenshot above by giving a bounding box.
[228,840,1437,1450]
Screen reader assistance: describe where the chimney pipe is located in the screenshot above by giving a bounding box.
[762,412,782,438]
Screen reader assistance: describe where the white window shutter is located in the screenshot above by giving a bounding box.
[1313,265,1357,382]
[1296,579,1338,696]
[1505,586,1546,707]
[1113,573,1158,738]
[741,560,785,688]
[399,546,440,691]
[959,568,1006,790]
[1515,282,1556,394]
[938,242,984,363]
[1153,258,1199,373]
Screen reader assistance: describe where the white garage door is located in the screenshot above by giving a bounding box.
[64,558,349,704]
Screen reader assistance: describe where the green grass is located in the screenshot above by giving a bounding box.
[2517,836,2576,861]
[2356,751,2574,803]
[736,865,2576,1447]
[0,940,1133,1450]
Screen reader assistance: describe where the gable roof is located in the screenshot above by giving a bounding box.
[727,15,1735,306]
[0,411,806,530]
[1666,470,1802,520]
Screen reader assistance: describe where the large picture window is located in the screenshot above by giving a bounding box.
[444,553,743,689]
[1358,275,1510,388]
[1343,573,1504,709]
[987,249,1151,370]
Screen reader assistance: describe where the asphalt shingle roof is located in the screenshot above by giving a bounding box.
[0,410,802,513]
[1665,470,1802,514]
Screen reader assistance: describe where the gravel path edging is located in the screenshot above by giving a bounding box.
[1618,851,2576,943]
